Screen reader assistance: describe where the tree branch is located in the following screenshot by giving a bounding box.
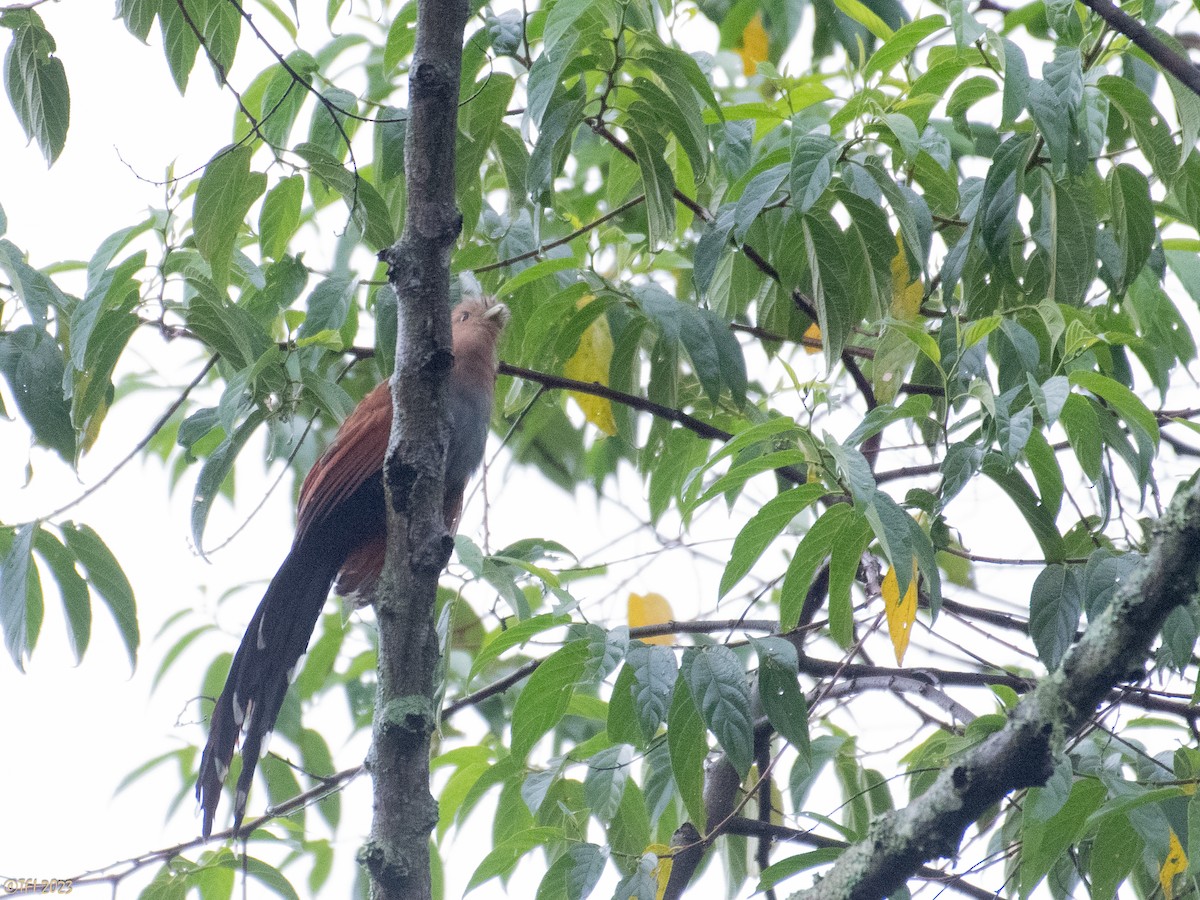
[1078,0,1200,97]
[792,476,1200,900]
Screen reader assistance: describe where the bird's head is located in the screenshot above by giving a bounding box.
[451,296,508,373]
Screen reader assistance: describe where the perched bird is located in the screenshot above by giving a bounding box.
[196,297,508,838]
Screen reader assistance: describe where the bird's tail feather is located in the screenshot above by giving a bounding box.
[196,548,339,837]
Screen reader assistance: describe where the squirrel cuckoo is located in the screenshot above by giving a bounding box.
[196,297,508,838]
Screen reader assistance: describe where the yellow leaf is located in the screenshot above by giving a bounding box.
[802,322,822,354]
[563,299,618,436]
[881,558,918,665]
[648,843,673,899]
[737,12,769,77]
[890,235,922,321]
[629,592,675,645]
[1161,829,1188,900]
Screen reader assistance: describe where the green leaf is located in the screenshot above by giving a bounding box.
[293,141,394,251]
[803,208,858,369]
[628,642,678,743]
[1069,371,1159,451]
[542,0,602,54]
[297,276,356,342]
[197,0,241,84]
[1001,38,1030,125]
[881,111,920,163]
[845,395,933,449]
[946,75,998,119]
[636,284,746,405]
[298,728,340,829]
[624,112,676,252]
[259,50,318,147]
[780,504,873,637]
[259,175,305,260]
[1091,813,1143,900]
[864,15,945,78]
[211,854,301,900]
[308,87,357,161]
[0,237,68,327]
[190,407,268,557]
[759,849,845,891]
[1023,429,1063,522]
[833,0,893,39]
[469,613,572,683]
[584,745,630,823]
[511,640,587,760]
[1049,177,1096,307]
[681,416,801,509]
[535,842,607,900]
[156,0,200,93]
[1020,776,1106,897]
[1104,164,1154,297]
[375,104,407,184]
[977,134,1034,268]
[752,637,810,761]
[606,662,643,747]
[194,145,267,292]
[116,0,157,41]
[494,257,578,300]
[58,522,137,668]
[720,484,826,598]
[1082,548,1140,621]
[0,325,75,462]
[70,248,144,377]
[1030,374,1069,426]
[1059,393,1102,481]
[1099,75,1180,184]
[1029,563,1081,669]
[630,75,708,175]
[527,88,585,203]
[790,133,839,216]
[184,288,272,370]
[0,524,37,669]
[467,826,563,892]
[947,0,984,46]
[826,438,877,506]
[33,528,90,664]
[694,205,735,299]
[682,645,753,776]
[1043,47,1082,120]
[734,162,788,242]
[864,490,915,594]
[667,675,707,825]
[982,453,1066,562]
[71,302,138,445]
[3,10,69,165]
[940,441,983,504]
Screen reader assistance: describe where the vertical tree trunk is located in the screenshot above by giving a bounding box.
[357,1,470,897]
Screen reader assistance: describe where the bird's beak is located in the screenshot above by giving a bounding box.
[483,301,510,326]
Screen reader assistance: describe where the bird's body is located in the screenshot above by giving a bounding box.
[196,297,507,838]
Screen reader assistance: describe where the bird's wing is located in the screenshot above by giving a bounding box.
[295,380,393,542]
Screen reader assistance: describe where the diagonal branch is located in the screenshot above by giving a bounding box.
[793,476,1200,900]
[1079,0,1200,97]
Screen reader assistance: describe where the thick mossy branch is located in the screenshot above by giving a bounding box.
[796,475,1200,900]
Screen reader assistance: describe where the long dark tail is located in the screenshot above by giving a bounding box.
[196,547,340,837]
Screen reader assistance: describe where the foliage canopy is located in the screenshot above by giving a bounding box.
[3,0,1200,897]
